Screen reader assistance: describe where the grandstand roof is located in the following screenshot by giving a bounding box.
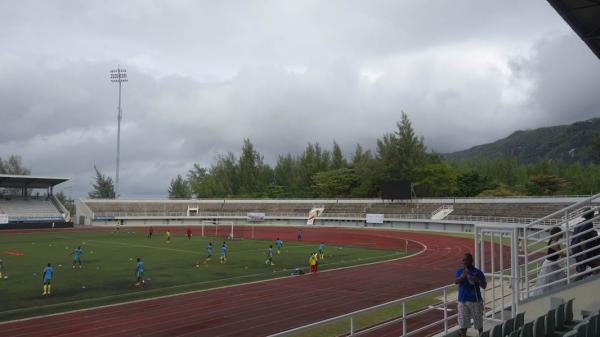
[548,0,600,59]
[0,174,69,189]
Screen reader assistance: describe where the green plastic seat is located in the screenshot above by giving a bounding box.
[587,313,598,337]
[556,304,567,331]
[547,309,557,336]
[510,330,521,337]
[520,322,533,337]
[515,313,525,331]
[574,322,588,337]
[534,316,547,337]
[561,330,577,337]
[481,330,491,337]
[504,318,516,337]
[492,323,504,337]
[565,299,577,326]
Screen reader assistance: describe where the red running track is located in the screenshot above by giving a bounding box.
[0,226,477,337]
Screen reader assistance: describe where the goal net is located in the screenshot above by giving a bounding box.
[199,221,255,240]
[200,221,236,239]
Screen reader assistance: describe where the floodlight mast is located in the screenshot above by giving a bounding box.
[110,66,127,199]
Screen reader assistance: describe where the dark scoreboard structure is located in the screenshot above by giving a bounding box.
[381,180,412,200]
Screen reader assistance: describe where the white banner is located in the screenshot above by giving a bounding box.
[0,214,8,224]
[306,218,314,225]
[366,213,384,224]
[247,212,265,222]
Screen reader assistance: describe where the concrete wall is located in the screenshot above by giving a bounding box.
[88,216,476,233]
[518,275,600,321]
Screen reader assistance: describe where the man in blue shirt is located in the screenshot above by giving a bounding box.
[455,253,487,337]
[319,242,325,260]
[135,257,144,287]
[265,245,274,266]
[275,238,283,255]
[71,246,83,269]
[42,263,54,295]
[220,242,228,264]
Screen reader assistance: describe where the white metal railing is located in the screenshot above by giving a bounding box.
[267,284,458,337]
[520,192,600,300]
[444,215,561,225]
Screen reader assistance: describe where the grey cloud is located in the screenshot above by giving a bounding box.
[0,1,599,198]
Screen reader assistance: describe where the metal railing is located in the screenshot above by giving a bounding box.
[445,215,561,226]
[267,284,458,337]
[520,192,600,300]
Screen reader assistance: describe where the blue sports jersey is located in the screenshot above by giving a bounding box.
[42,266,53,280]
[275,239,282,248]
[74,248,82,258]
[221,245,227,255]
[137,261,144,273]
[268,248,273,257]
[319,243,324,251]
[207,245,213,254]
[455,267,486,302]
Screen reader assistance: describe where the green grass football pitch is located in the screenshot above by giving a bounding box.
[0,230,404,321]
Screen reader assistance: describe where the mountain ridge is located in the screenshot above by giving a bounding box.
[446,118,600,164]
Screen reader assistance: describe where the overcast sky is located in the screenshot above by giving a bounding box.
[1,0,599,198]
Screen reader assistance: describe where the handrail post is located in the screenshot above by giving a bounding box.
[500,232,505,321]
[350,316,354,336]
[564,210,570,284]
[444,287,448,335]
[402,301,407,337]
[524,226,529,299]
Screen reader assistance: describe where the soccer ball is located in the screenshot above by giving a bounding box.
[3,276,7,279]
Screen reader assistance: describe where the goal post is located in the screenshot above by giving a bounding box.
[200,221,235,239]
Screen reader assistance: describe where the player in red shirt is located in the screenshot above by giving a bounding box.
[147,226,154,239]
[186,227,192,240]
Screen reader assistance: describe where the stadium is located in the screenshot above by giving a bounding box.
[1,1,600,337]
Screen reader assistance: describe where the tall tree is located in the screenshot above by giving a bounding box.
[351,143,372,165]
[592,136,600,164]
[526,174,569,196]
[168,174,192,199]
[88,166,116,199]
[0,155,31,175]
[187,163,209,197]
[456,171,497,197]
[312,168,360,197]
[331,141,347,169]
[274,154,297,194]
[238,138,264,195]
[377,112,427,182]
